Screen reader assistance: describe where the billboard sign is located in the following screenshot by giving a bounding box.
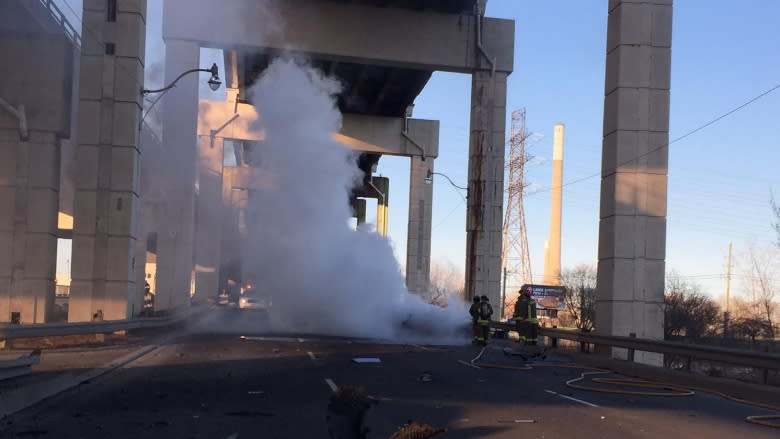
[520,284,567,310]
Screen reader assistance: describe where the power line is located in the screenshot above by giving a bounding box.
[431,199,464,230]
[527,82,780,197]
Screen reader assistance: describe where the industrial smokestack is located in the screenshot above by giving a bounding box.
[543,124,564,285]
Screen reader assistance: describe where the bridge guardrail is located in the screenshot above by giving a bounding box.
[0,305,204,341]
[38,0,82,47]
[0,350,41,381]
[491,321,780,383]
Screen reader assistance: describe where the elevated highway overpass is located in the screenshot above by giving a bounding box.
[1,0,674,371]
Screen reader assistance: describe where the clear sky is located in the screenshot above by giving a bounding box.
[54,0,780,303]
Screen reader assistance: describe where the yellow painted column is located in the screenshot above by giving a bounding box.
[373,177,389,236]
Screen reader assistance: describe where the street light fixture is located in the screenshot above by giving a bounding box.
[425,169,467,190]
[141,63,221,96]
[139,63,221,131]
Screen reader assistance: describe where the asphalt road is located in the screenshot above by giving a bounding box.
[2,308,778,438]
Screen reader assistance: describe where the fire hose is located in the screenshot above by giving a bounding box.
[468,346,780,429]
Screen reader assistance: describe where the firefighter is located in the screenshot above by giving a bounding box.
[476,295,493,345]
[513,289,529,344]
[468,296,481,343]
[513,287,538,346]
[142,281,154,316]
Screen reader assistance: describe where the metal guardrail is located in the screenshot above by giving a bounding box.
[492,321,780,373]
[37,0,82,47]
[0,350,41,381]
[0,306,202,340]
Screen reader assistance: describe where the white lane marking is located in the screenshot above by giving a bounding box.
[457,360,482,370]
[307,351,317,360]
[545,389,600,407]
[325,378,338,392]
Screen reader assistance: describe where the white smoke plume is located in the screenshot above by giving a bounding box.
[243,58,468,343]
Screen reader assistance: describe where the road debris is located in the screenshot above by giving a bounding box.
[325,378,339,392]
[390,421,446,439]
[417,372,433,383]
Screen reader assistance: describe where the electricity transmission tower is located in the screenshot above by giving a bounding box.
[501,108,533,317]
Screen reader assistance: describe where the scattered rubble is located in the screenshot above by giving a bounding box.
[389,421,445,439]
[417,372,433,383]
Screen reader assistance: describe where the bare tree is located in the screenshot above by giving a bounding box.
[426,260,464,308]
[733,317,773,343]
[664,271,720,339]
[743,244,777,339]
[728,297,773,341]
[560,265,596,332]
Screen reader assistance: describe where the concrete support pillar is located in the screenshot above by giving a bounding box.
[156,39,200,311]
[406,156,433,295]
[193,135,224,299]
[0,131,60,323]
[0,31,73,324]
[542,124,564,285]
[224,50,240,104]
[135,128,162,311]
[69,0,146,322]
[595,0,672,364]
[372,176,389,236]
[351,198,366,228]
[219,180,245,291]
[465,70,508,304]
